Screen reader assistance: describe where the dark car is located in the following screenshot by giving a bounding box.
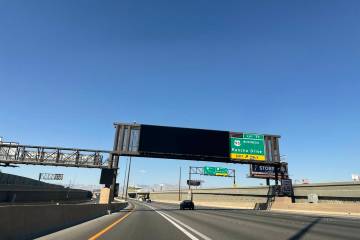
[180,200,194,210]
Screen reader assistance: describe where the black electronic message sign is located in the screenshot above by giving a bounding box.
[100,169,114,185]
[138,125,229,162]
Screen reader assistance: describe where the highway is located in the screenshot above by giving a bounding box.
[39,200,360,240]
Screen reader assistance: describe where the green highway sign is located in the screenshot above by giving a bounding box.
[230,133,266,161]
[203,166,229,177]
[243,133,264,140]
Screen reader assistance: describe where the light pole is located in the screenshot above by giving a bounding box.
[188,166,193,201]
[124,122,136,200]
[124,156,132,200]
[121,157,129,199]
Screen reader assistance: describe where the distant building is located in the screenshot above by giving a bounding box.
[302,179,310,184]
[352,174,360,182]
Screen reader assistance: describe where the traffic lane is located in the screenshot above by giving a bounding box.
[146,201,287,240]
[151,201,360,239]
[188,206,360,240]
[166,201,360,228]
[147,201,360,240]
[97,200,190,240]
[36,203,133,240]
[154,201,360,239]
[150,200,360,225]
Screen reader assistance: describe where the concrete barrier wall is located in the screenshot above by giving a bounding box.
[293,182,360,202]
[150,182,360,204]
[0,202,128,240]
[0,173,92,203]
[0,184,92,203]
[0,173,62,188]
[151,191,268,204]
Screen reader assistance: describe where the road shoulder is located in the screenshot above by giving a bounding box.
[36,203,134,240]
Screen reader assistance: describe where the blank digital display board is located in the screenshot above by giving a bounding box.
[100,169,113,185]
[138,125,229,162]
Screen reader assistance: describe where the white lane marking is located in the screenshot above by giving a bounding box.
[157,210,200,240]
[160,211,213,240]
[143,203,199,240]
[143,203,212,240]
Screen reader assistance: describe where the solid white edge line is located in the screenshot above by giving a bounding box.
[156,210,200,240]
[160,211,213,240]
[143,203,212,240]
[143,203,199,240]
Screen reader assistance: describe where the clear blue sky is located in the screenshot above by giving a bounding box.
[0,0,359,188]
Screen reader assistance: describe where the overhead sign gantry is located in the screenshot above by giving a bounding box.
[111,123,281,164]
[0,123,281,168]
[104,123,282,202]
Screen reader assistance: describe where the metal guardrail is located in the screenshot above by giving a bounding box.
[0,144,113,169]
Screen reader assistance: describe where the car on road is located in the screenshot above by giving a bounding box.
[180,200,194,210]
[146,198,152,203]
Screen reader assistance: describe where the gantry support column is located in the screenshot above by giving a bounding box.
[109,124,121,203]
[100,124,121,204]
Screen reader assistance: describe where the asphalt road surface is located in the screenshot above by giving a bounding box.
[39,200,360,240]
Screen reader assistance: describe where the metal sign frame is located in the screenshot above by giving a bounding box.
[113,123,281,165]
[281,179,293,196]
[189,166,236,185]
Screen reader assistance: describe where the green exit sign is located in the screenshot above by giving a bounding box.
[203,166,229,177]
[230,133,266,161]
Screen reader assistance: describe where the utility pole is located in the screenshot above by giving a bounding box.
[188,166,191,190]
[233,171,236,186]
[124,121,138,200]
[178,167,181,201]
[188,166,193,201]
[124,156,132,200]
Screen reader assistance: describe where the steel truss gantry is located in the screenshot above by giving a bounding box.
[0,143,113,169]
